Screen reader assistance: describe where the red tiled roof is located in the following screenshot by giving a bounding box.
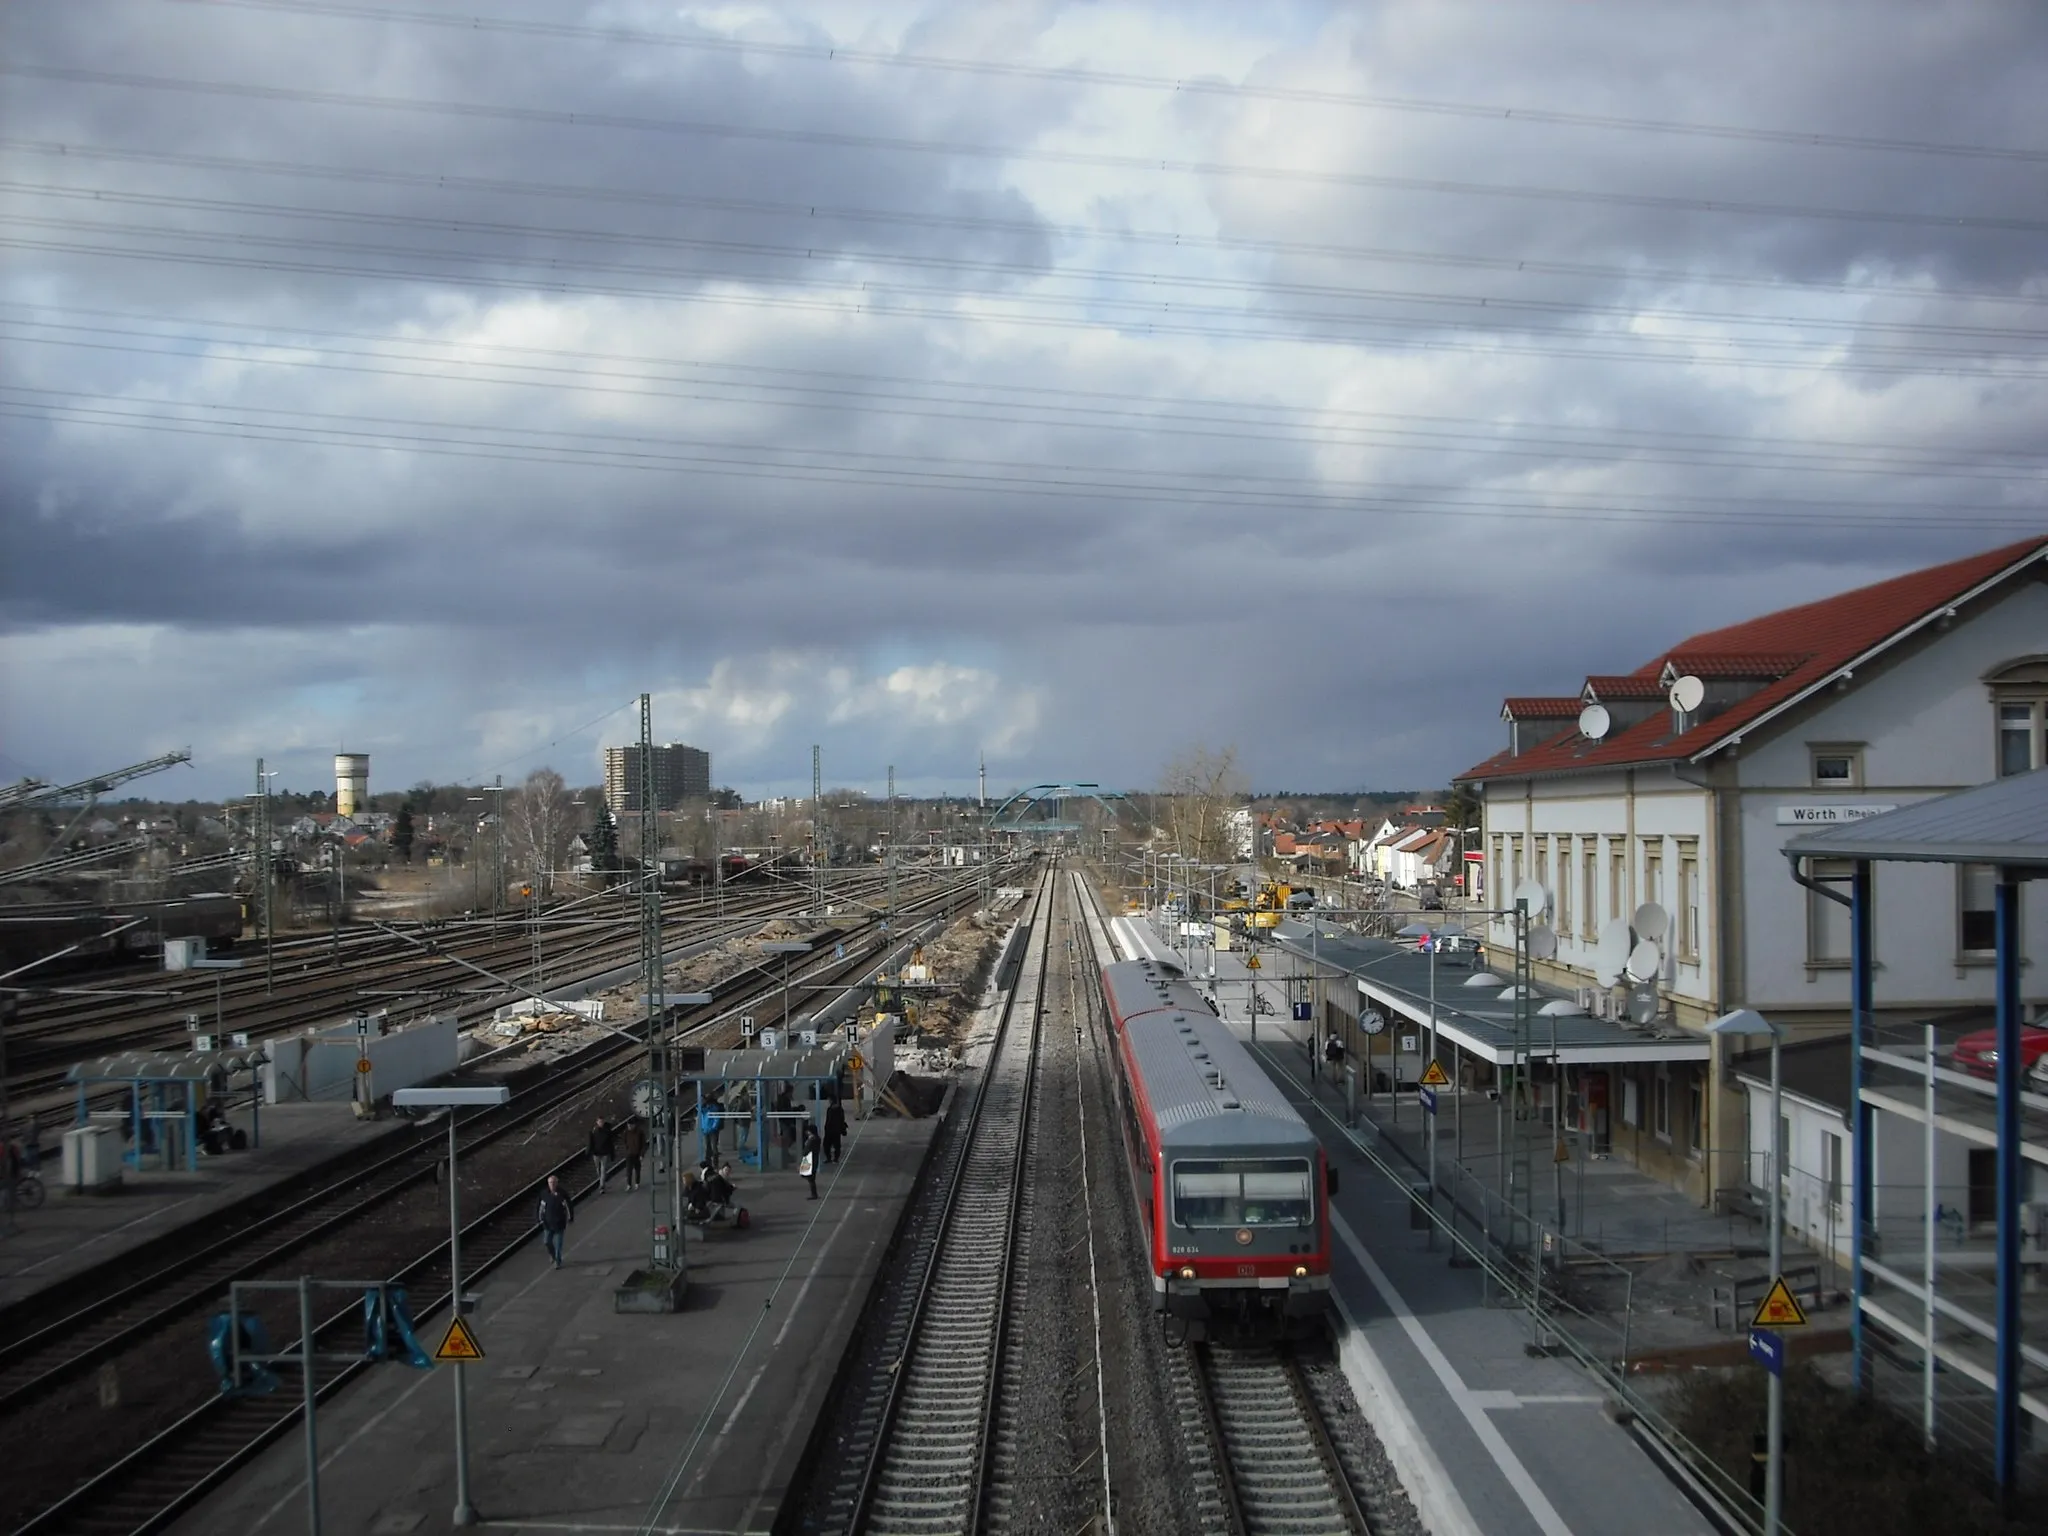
[1501,696,1583,719]
[1583,674,1667,701]
[1459,535,2048,783]
[1657,651,1809,681]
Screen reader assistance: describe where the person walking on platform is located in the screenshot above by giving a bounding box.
[589,1116,616,1194]
[537,1174,573,1267]
[799,1122,821,1200]
[823,1094,848,1165]
[1323,1032,1347,1086]
[620,1116,646,1192]
[702,1088,724,1163]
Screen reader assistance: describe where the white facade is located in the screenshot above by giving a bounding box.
[1477,580,2048,1028]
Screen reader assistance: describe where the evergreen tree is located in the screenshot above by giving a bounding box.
[394,804,416,863]
[590,803,620,871]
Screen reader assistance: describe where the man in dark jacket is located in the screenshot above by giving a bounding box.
[619,1116,646,1191]
[537,1174,573,1267]
[823,1095,848,1165]
[589,1116,615,1194]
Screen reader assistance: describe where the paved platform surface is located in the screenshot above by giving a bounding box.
[168,1112,941,1536]
[1116,910,1717,1536]
[0,1102,404,1312]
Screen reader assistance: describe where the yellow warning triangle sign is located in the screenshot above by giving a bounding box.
[1244,954,1261,970]
[1418,1060,1451,1088]
[434,1316,486,1363]
[1751,1276,1809,1329]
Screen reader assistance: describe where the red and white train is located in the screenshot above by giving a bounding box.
[1099,956,1336,1340]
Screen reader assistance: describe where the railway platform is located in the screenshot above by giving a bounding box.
[1116,911,1717,1536]
[0,1102,404,1312]
[167,1111,943,1536]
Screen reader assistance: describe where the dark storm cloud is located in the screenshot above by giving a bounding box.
[2,0,2045,798]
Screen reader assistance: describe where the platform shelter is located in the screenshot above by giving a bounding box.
[66,1044,263,1171]
[682,1038,851,1169]
[1787,767,2048,1494]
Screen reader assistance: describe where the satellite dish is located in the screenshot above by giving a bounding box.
[1579,703,1611,740]
[1528,924,1558,961]
[1633,902,1670,943]
[1538,999,1586,1017]
[1626,939,1663,983]
[1594,918,1631,986]
[1513,878,1551,916]
[1670,675,1705,715]
[1628,986,1661,1025]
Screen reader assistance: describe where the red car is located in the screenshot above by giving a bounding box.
[1951,1026,2048,1081]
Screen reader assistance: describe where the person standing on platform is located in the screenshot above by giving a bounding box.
[619,1116,646,1192]
[537,1174,573,1267]
[588,1115,616,1193]
[799,1122,821,1200]
[823,1094,848,1165]
[1323,1032,1347,1086]
[702,1088,723,1163]
[773,1084,795,1154]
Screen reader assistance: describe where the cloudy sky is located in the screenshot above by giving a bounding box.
[2,0,2044,803]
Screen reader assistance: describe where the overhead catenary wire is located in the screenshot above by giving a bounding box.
[7,301,2045,471]
[6,63,2040,234]
[9,138,2045,312]
[8,317,2046,485]
[169,0,2048,166]
[6,181,2042,347]
[8,233,2045,383]
[6,392,2041,536]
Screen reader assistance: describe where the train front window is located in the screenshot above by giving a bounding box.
[1171,1158,1313,1227]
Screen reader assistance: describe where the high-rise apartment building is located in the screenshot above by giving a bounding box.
[603,742,712,811]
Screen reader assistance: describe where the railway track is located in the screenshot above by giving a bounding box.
[3,875,898,1105]
[840,866,1056,1535]
[0,870,1002,1536]
[1182,1344,1375,1536]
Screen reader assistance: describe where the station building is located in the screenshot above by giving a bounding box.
[1454,534,2048,1205]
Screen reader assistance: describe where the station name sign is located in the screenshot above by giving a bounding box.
[1774,803,1898,826]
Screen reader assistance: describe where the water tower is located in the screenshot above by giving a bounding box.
[335,753,370,817]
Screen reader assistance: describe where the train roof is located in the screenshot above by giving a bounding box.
[1100,957,1210,1028]
[1123,1001,1310,1150]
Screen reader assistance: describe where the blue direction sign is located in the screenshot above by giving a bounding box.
[1747,1328,1785,1377]
[1419,1086,1438,1115]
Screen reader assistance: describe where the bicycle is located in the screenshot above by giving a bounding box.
[10,1173,45,1211]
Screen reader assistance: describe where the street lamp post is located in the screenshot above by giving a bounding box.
[1710,1008,1786,1536]
[391,1085,511,1528]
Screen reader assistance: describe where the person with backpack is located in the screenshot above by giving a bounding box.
[537,1174,573,1267]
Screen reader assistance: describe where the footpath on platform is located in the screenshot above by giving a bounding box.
[0,1103,403,1313]
[168,1113,941,1536]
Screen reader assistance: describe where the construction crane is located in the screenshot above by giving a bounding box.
[0,750,193,860]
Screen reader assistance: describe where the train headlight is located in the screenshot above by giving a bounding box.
[1294,1266,1309,1278]
[1179,1266,1197,1280]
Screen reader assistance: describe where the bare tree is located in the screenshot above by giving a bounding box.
[509,768,576,895]
[1159,745,1248,864]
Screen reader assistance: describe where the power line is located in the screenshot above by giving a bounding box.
[7,64,2039,234]
[11,138,2042,311]
[169,0,2048,165]
[16,313,2048,481]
